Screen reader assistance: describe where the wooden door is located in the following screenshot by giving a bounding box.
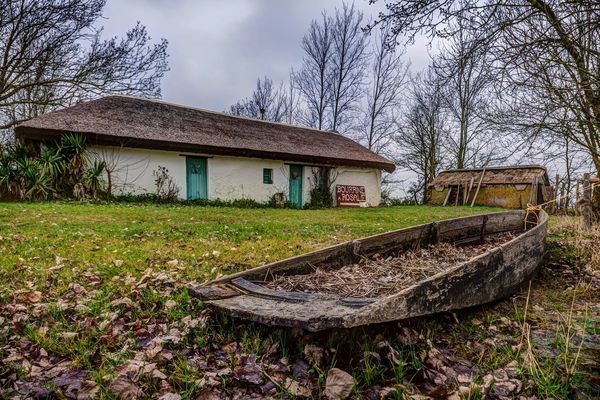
[186,157,208,200]
[289,165,303,208]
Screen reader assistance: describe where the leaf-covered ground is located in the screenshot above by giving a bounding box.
[0,202,598,399]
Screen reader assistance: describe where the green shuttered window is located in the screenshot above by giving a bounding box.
[263,168,273,184]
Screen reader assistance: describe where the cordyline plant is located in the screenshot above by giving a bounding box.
[0,133,106,200]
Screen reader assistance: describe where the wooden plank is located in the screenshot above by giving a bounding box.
[575,179,580,215]
[466,177,475,203]
[553,174,560,213]
[232,277,316,302]
[470,168,486,207]
[455,185,460,206]
[190,285,241,300]
[443,187,452,206]
[529,176,538,205]
[582,173,592,231]
[339,297,378,308]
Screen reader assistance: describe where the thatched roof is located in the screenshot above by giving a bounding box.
[430,165,550,187]
[15,96,395,172]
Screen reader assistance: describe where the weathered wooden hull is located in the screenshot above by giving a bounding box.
[191,210,547,331]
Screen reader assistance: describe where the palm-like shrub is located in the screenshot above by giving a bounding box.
[0,144,30,199]
[39,148,64,181]
[0,133,107,201]
[82,159,106,198]
[59,133,88,180]
[0,150,18,197]
[24,162,52,200]
[0,146,53,200]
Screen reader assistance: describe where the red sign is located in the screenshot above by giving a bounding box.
[336,185,366,207]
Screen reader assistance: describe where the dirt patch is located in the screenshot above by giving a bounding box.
[264,231,518,298]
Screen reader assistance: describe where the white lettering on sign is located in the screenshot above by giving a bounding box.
[336,185,366,207]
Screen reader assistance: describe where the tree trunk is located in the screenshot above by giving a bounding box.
[593,163,600,219]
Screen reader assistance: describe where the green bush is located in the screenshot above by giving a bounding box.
[305,167,335,209]
[112,194,299,209]
[0,134,106,201]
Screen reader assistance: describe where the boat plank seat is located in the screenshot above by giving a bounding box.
[231,277,317,302]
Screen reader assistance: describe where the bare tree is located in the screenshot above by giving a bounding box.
[294,12,333,130]
[328,3,369,133]
[395,68,447,203]
[284,71,301,125]
[433,18,500,169]
[358,26,408,155]
[0,0,169,133]
[371,0,600,212]
[229,76,289,122]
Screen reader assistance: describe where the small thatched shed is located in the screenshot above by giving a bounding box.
[429,165,552,209]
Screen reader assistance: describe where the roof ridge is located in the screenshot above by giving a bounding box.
[105,94,356,141]
[441,165,547,173]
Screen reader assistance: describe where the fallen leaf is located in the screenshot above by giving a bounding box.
[158,394,182,400]
[493,378,522,397]
[234,354,263,385]
[27,291,43,303]
[285,377,312,397]
[109,375,142,399]
[75,380,100,400]
[324,368,354,400]
[195,388,223,400]
[304,344,324,367]
[60,332,78,339]
[110,297,135,308]
[164,299,177,309]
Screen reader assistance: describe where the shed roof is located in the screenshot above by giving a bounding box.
[430,165,550,187]
[15,96,395,172]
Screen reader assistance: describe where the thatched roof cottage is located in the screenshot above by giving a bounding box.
[16,96,395,207]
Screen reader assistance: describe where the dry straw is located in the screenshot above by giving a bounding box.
[266,232,517,298]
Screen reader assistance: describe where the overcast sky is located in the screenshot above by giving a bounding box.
[102,0,432,112]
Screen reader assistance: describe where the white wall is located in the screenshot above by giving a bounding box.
[208,156,288,202]
[89,146,186,197]
[89,145,382,206]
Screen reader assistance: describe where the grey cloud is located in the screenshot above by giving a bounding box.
[101,0,422,111]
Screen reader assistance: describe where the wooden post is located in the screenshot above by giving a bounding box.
[455,184,460,206]
[443,187,452,206]
[575,180,580,215]
[466,177,474,203]
[552,174,560,214]
[471,168,486,207]
[529,176,538,205]
[582,173,592,231]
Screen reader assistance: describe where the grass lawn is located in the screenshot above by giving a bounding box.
[0,202,495,298]
[0,202,598,399]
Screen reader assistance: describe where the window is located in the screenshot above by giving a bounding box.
[263,168,273,184]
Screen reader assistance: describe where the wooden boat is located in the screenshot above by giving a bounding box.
[191,210,548,331]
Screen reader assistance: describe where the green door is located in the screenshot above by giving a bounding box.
[186,157,207,200]
[289,164,303,208]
